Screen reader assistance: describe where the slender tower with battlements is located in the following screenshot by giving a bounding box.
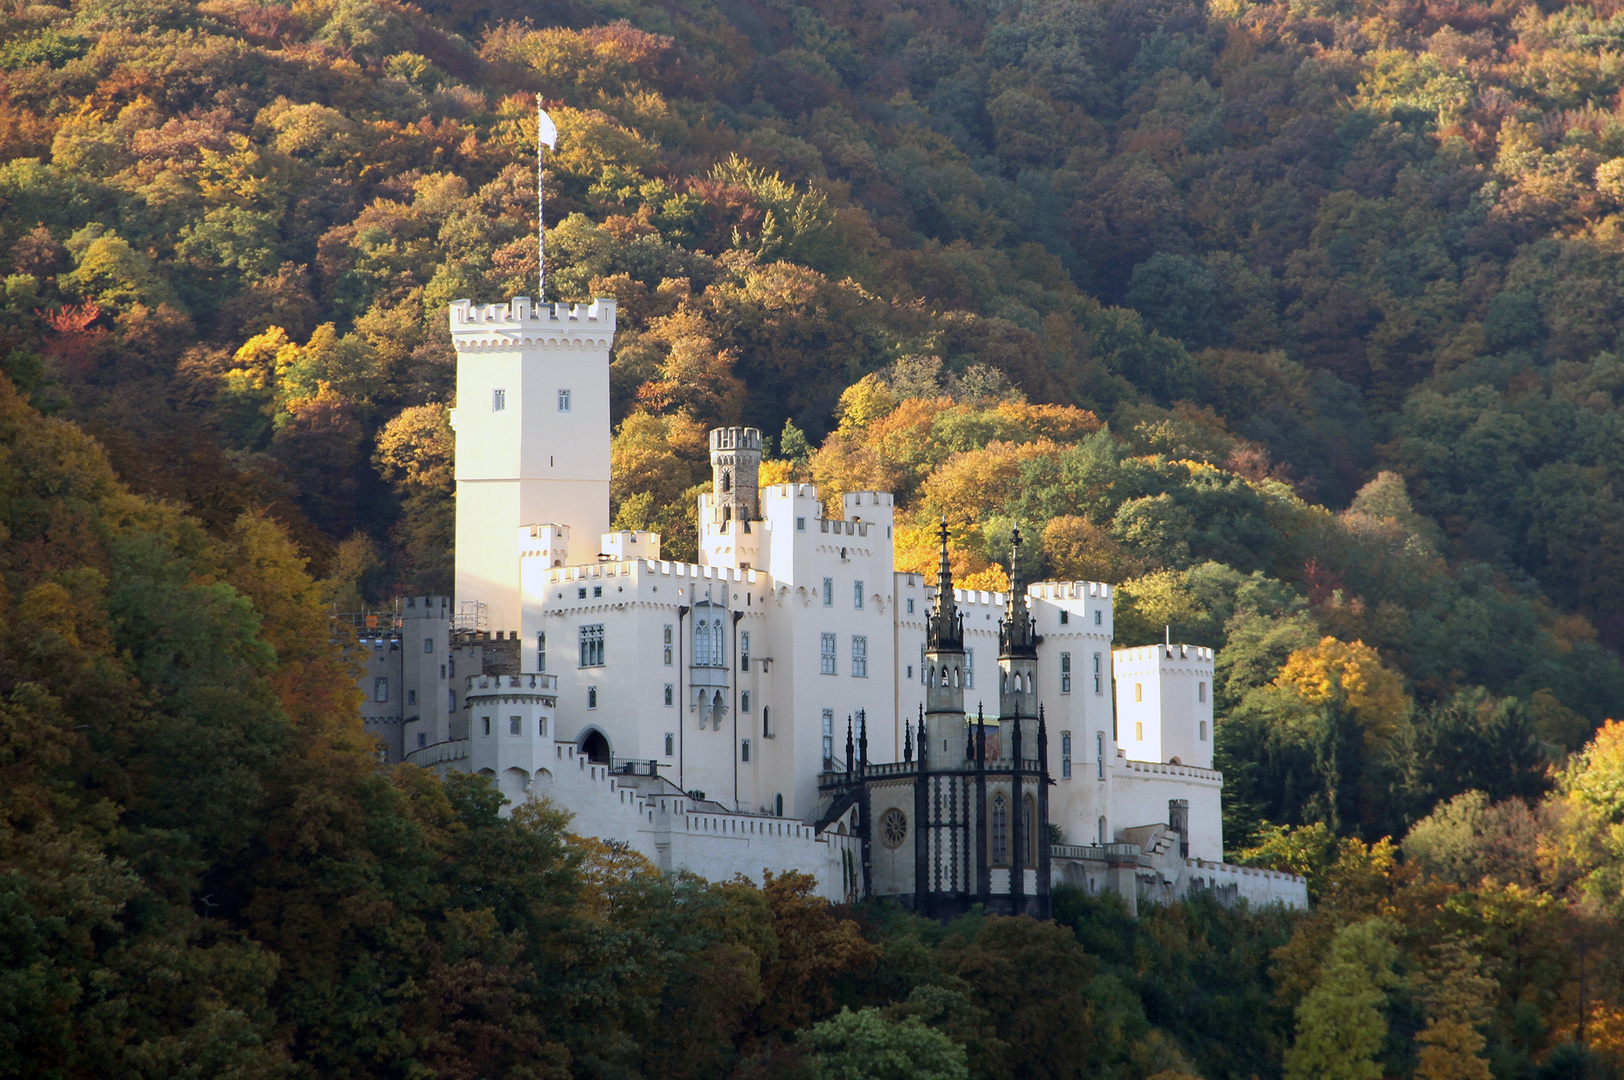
[448,298,617,633]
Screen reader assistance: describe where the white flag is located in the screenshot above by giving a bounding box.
[537,107,558,151]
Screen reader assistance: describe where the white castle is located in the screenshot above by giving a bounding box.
[349,295,1306,914]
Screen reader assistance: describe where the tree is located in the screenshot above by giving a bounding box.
[1283,919,1400,1080]
[801,1008,969,1080]
[1413,939,1494,1080]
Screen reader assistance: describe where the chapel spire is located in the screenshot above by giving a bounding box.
[999,525,1037,659]
[927,517,963,653]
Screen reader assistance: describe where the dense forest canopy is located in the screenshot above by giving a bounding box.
[4,0,1624,1074]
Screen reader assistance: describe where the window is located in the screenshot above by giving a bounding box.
[577,587,586,599]
[851,635,868,677]
[424,637,434,654]
[1134,682,1143,703]
[440,664,446,679]
[1200,720,1208,741]
[1094,609,1102,625]
[740,631,750,671]
[775,794,784,816]
[481,716,490,736]
[664,684,674,707]
[822,578,833,606]
[822,709,834,764]
[1096,732,1105,780]
[907,665,913,679]
[1062,733,1072,779]
[538,717,547,737]
[1060,652,1072,694]
[663,624,673,665]
[579,624,605,667]
[1135,721,1143,741]
[990,793,1008,866]
[853,581,864,609]
[820,633,837,675]
[741,739,751,763]
[374,678,388,702]
[557,388,571,412]
[448,688,455,712]
[537,632,546,672]
[1098,816,1107,844]
[509,716,522,735]
[417,732,426,749]
[1093,653,1102,694]
[965,648,974,689]
[1024,795,1037,868]
[592,585,602,598]
[742,690,751,713]
[407,689,416,705]
[492,388,505,411]
[588,686,598,709]
[907,598,915,614]
[1198,680,1207,703]
[664,732,674,756]
[762,706,771,736]
[796,517,806,531]
[1060,610,1069,625]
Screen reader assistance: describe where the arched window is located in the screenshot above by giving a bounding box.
[721,470,732,493]
[1024,794,1038,868]
[695,619,711,666]
[990,793,1008,867]
[713,619,724,667]
[1098,816,1107,845]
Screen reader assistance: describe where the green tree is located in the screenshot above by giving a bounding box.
[801,1008,969,1080]
[1283,919,1400,1080]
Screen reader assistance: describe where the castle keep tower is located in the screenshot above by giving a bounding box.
[448,297,616,633]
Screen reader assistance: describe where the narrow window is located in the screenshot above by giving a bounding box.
[741,739,751,763]
[1098,816,1107,844]
[481,716,491,736]
[821,633,837,675]
[990,793,1008,866]
[1094,609,1102,625]
[822,709,834,764]
[763,705,771,737]
[579,624,605,667]
[374,677,388,702]
[509,716,521,735]
[1093,653,1102,694]
[1061,732,1072,779]
[417,732,427,749]
[775,793,784,816]
[1060,652,1072,694]
[407,689,417,705]
[665,732,674,756]
[1198,680,1207,703]
[492,388,506,411]
[663,623,673,666]
[538,717,547,737]
[742,690,752,713]
[1134,682,1143,703]
[907,597,915,614]
[1200,720,1208,741]
[537,632,546,672]
[424,637,434,654]
[740,631,750,671]
[822,578,833,607]
[1024,795,1037,868]
[557,388,571,412]
[796,517,806,531]
[588,686,598,709]
[448,688,455,711]
[853,580,864,609]
[965,648,974,689]
[1096,732,1105,780]
[1136,721,1144,741]
[664,683,674,707]
[851,635,868,678]
[1060,609,1069,625]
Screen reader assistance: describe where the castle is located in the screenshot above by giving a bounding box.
[348,294,1306,915]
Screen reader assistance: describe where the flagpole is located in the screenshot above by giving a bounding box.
[545,92,552,305]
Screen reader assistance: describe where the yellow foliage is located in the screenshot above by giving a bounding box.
[918,439,1064,524]
[960,566,1010,592]
[1275,637,1409,738]
[225,325,298,403]
[835,373,898,435]
[758,459,795,486]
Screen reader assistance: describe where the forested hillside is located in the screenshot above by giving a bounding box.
[5,0,1624,1074]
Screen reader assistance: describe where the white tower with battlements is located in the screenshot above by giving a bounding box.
[448,296,617,633]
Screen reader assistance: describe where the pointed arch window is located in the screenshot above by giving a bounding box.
[1024,794,1038,868]
[990,793,1009,867]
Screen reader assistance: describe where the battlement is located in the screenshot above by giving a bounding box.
[465,672,557,696]
[1028,581,1112,599]
[710,427,762,452]
[449,296,616,333]
[843,491,893,510]
[542,559,762,587]
[1115,644,1214,666]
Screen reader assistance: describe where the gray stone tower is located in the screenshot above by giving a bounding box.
[708,427,761,525]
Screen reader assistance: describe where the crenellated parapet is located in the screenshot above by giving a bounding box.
[448,297,617,350]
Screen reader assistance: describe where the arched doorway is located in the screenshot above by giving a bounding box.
[579,729,610,764]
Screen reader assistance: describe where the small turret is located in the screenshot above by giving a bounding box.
[709,426,762,524]
[923,519,967,770]
[998,526,1039,731]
